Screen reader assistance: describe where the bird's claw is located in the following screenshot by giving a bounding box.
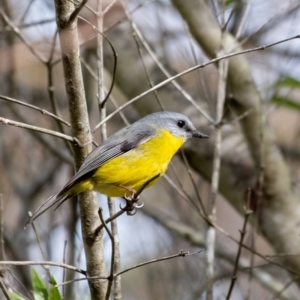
[120,192,143,216]
[135,202,144,209]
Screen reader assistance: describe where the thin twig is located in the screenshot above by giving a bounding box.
[115,250,202,277]
[98,209,114,300]
[78,16,117,109]
[0,261,86,274]
[132,173,161,199]
[0,278,11,300]
[270,277,298,300]
[103,0,118,15]
[56,250,202,287]
[95,1,122,297]
[162,173,206,215]
[143,207,298,300]
[235,0,253,39]
[94,210,126,237]
[29,213,52,281]
[0,117,77,143]
[0,95,70,126]
[207,217,300,278]
[93,34,300,132]
[128,14,164,110]
[68,0,89,25]
[0,9,46,63]
[237,1,298,49]
[223,108,252,125]
[96,0,106,132]
[206,44,229,299]
[56,275,107,288]
[226,189,253,300]
[0,195,5,262]
[104,0,154,32]
[46,29,74,154]
[62,240,67,298]
[108,196,122,300]
[245,198,255,300]
[80,55,130,127]
[181,150,207,215]
[18,0,36,25]
[0,18,55,32]
[94,174,161,235]
[8,107,72,164]
[0,195,9,300]
[122,5,212,122]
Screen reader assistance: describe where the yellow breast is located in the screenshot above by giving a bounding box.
[90,129,185,197]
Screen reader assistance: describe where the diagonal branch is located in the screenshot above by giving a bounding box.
[93,34,299,132]
[0,95,70,126]
[0,117,75,142]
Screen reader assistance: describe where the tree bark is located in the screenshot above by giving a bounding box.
[54,1,107,298]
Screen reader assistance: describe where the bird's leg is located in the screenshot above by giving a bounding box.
[118,174,160,216]
[118,185,141,215]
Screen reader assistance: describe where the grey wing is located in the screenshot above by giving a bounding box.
[58,123,156,196]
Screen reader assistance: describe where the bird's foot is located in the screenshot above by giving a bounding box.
[118,185,143,215]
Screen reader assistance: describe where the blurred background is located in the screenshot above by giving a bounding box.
[1,0,300,299]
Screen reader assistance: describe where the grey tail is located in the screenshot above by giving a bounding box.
[24,193,72,229]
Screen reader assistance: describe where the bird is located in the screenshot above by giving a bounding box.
[25,111,208,227]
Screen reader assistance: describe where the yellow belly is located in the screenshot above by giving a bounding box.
[84,129,185,197]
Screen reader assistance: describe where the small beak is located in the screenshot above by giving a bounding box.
[192,131,209,139]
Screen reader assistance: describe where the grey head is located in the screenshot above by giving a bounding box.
[138,111,209,141]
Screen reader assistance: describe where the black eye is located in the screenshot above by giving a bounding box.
[177,120,185,128]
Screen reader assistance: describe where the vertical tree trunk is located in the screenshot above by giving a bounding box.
[54,1,108,298]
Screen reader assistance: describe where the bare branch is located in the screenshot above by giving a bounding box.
[0,117,75,143]
[0,261,86,275]
[0,95,70,126]
[226,190,253,299]
[143,207,297,300]
[0,8,46,62]
[29,213,52,281]
[98,209,114,300]
[68,0,89,25]
[93,34,300,132]
[206,40,229,298]
[122,6,212,122]
[115,250,202,277]
[57,250,202,287]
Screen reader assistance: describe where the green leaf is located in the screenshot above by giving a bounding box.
[276,76,300,88]
[49,276,61,300]
[32,269,48,300]
[272,95,300,111]
[8,291,26,300]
